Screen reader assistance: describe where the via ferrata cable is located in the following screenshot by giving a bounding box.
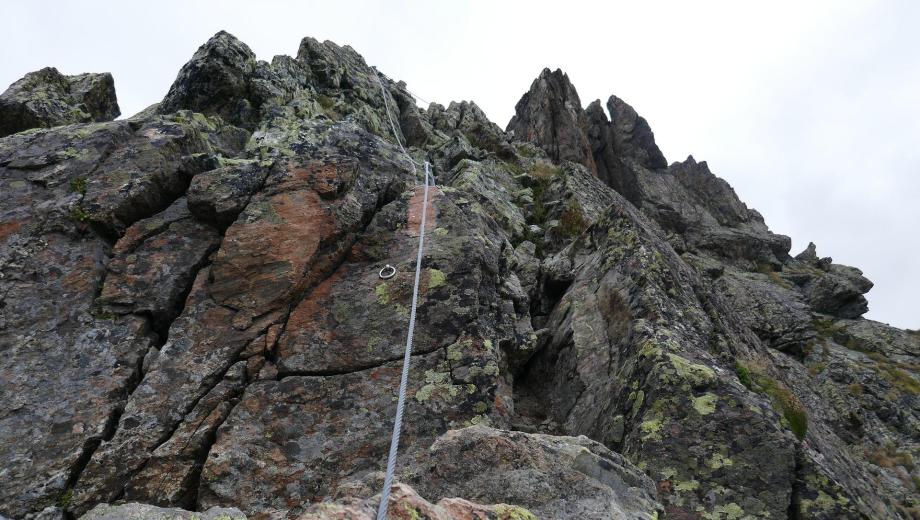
[373,70,434,519]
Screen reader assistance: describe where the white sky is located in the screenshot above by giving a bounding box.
[2,0,918,329]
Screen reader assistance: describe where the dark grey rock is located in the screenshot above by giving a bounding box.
[637,155,792,266]
[605,95,667,170]
[586,96,667,203]
[187,160,268,226]
[0,67,119,137]
[507,68,596,173]
[158,31,271,129]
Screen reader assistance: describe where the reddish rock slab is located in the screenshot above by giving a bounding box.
[210,158,366,315]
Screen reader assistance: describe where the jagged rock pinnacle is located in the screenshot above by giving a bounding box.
[507,68,597,174]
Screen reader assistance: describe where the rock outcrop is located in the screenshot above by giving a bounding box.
[0,67,119,137]
[585,95,667,202]
[78,483,539,520]
[1,31,917,520]
[507,68,596,173]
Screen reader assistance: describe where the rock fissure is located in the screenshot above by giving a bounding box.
[118,364,250,511]
[787,446,805,520]
[63,333,151,504]
[63,255,218,512]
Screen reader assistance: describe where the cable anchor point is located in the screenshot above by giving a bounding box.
[379,264,397,279]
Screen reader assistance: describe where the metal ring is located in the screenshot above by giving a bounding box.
[379,264,396,279]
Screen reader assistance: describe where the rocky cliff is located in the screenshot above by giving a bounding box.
[0,31,917,520]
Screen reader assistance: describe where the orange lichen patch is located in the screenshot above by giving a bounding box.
[61,255,101,295]
[658,479,673,495]
[111,215,171,255]
[0,220,22,241]
[280,269,342,352]
[265,323,283,350]
[492,380,514,418]
[312,162,353,198]
[348,240,370,261]
[282,163,325,191]
[283,158,357,198]
[405,186,440,236]
[112,227,145,255]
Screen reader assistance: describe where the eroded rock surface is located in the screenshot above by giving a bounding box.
[2,30,917,520]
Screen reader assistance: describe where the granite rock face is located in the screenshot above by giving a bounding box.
[2,31,917,520]
[0,67,119,137]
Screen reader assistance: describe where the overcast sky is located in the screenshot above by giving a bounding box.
[2,1,917,329]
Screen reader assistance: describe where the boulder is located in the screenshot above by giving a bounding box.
[0,67,119,137]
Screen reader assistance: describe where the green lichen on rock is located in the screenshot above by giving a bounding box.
[665,353,716,389]
[375,282,391,305]
[708,452,733,469]
[701,502,744,519]
[800,490,851,516]
[631,390,645,417]
[738,362,808,439]
[691,393,718,415]
[638,340,661,359]
[392,503,423,520]
[446,338,472,361]
[415,368,462,403]
[493,504,539,520]
[673,479,699,492]
[640,417,664,441]
[463,414,492,427]
[427,268,446,289]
